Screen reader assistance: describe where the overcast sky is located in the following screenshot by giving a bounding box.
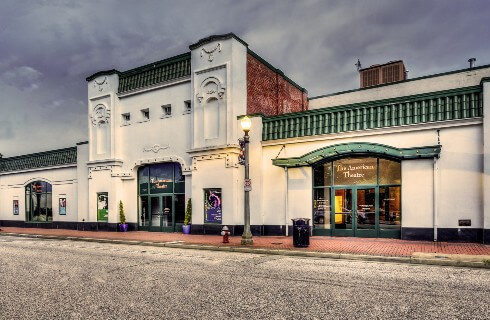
[1,0,489,157]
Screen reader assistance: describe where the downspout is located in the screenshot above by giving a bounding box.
[433,129,441,241]
[285,167,289,236]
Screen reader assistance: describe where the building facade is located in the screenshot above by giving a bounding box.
[1,33,489,243]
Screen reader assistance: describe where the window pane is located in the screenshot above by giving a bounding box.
[313,162,332,187]
[313,188,331,229]
[334,157,377,185]
[379,186,401,229]
[379,159,401,185]
[174,163,185,193]
[150,163,173,194]
[139,196,149,226]
[139,166,149,194]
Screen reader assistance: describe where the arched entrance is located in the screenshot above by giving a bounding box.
[25,181,52,222]
[312,156,401,238]
[137,162,185,232]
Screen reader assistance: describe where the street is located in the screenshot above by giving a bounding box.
[0,236,488,320]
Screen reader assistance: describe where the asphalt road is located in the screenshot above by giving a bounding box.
[0,236,488,320]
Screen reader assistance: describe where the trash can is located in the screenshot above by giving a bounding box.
[291,218,311,248]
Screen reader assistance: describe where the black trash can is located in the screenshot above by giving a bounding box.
[291,218,311,248]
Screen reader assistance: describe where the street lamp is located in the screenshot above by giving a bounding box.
[240,116,253,245]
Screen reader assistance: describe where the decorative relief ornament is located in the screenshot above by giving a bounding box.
[196,77,226,103]
[201,43,221,62]
[143,144,170,153]
[93,76,108,92]
[90,104,111,126]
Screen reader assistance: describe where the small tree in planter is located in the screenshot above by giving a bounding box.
[119,200,128,232]
[182,198,192,234]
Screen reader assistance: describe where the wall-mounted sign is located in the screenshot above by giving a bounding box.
[244,179,252,192]
[13,200,19,215]
[150,177,173,194]
[97,193,108,221]
[59,198,67,215]
[204,188,222,224]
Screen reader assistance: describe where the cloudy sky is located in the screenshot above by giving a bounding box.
[0,0,489,157]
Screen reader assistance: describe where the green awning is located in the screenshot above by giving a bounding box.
[272,142,441,168]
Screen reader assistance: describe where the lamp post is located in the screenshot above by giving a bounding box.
[240,116,253,245]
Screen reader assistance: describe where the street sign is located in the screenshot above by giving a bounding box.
[244,178,252,192]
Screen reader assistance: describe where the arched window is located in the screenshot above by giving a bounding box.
[25,181,52,222]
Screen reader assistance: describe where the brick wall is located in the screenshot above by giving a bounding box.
[247,53,308,116]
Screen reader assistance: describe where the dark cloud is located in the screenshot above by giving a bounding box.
[0,0,489,156]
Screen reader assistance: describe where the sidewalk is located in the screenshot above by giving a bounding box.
[1,227,489,268]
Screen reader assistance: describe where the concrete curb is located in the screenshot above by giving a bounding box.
[1,232,489,269]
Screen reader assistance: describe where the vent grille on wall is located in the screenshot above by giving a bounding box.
[360,61,406,88]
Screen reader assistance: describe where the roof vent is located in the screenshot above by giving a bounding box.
[359,60,407,88]
[468,57,476,68]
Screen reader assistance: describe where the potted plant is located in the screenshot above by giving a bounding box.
[119,200,128,232]
[182,198,192,234]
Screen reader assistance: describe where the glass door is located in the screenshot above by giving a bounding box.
[332,188,353,236]
[161,195,174,232]
[150,196,161,231]
[356,188,377,237]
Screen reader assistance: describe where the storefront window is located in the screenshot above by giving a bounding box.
[25,181,52,222]
[313,188,331,229]
[313,156,401,236]
[313,162,332,187]
[379,159,401,185]
[334,157,377,185]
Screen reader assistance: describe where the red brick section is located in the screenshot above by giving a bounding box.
[2,227,489,257]
[246,53,308,116]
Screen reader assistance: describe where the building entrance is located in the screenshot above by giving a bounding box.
[138,162,185,232]
[313,157,401,238]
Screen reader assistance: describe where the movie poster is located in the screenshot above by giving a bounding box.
[204,188,222,223]
[59,198,66,215]
[13,200,19,215]
[97,193,109,221]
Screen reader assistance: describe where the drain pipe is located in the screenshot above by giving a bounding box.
[433,156,438,241]
[285,167,289,236]
[433,129,441,241]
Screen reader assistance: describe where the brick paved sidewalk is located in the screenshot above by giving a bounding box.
[1,227,489,257]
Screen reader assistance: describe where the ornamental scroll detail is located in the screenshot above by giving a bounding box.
[143,144,170,153]
[93,76,108,92]
[196,76,226,103]
[90,104,111,126]
[201,43,221,62]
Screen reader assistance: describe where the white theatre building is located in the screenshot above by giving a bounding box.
[1,33,489,243]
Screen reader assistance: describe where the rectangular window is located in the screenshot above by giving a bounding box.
[97,192,108,221]
[313,188,331,229]
[141,108,150,121]
[121,113,131,125]
[161,104,172,117]
[204,188,222,223]
[184,100,191,114]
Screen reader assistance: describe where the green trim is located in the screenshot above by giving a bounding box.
[86,69,119,82]
[0,147,77,173]
[272,142,441,168]
[309,63,490,101]
[118,52,191,93]
[263,86,483,141]
[189,33,248,50]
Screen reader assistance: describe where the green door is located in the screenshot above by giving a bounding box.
[332,188,354,237]
[160,195,174,232]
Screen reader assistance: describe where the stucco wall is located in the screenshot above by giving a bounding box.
[0,166,78,222]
